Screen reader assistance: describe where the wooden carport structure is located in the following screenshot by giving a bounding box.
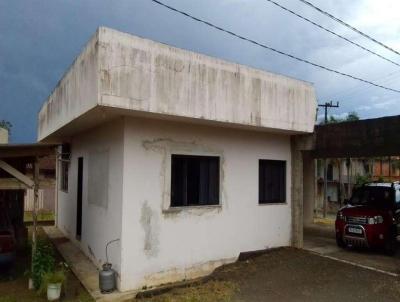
[0,143,57,270]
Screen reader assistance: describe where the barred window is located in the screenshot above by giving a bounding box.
[60,161,69,192]
[171,155,220,207]
[259,160,286,204]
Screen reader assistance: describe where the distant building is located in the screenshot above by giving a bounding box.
[315,157,400,216]
[0,128,8,144]
[372,157,400,181]
[0,128,56,214]
[24,156,56,212]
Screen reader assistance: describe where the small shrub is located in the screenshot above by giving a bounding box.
[355,174,372,188]
[38,270,66,295]
[31,239,55,290]
[38,261,69,296]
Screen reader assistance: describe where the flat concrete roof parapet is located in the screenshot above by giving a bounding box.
[38,27,317,142]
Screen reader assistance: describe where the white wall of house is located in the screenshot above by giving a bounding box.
[56,120,124,283]
[40,26,317,293]
[119,117,292,291]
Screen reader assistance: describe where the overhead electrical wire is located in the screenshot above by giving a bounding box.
[149,0,400,94]
[264,0,400,67]
[327,71,400,100]
[297,0,400,57]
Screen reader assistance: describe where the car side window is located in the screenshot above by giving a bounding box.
[396,189,400,204]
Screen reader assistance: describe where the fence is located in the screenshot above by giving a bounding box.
[24,188,55,212]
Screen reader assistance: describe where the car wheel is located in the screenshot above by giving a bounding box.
[336,234,345,248]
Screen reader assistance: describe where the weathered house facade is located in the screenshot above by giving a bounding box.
[38,27,316,291]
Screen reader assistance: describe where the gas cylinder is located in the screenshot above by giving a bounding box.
[99,263,115,293]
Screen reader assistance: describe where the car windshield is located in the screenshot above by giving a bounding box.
[350,186,393,208]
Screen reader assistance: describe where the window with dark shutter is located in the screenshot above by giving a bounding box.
[259,159,286,204]
[60,161,69,192]
[171,155,220,207]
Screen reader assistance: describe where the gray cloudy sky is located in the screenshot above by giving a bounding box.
[1,0,399,142]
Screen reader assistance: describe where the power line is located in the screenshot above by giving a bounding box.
[149,0,400,94]
[327,71,400,100]
[264,0,400,67]
[298,0,400,57]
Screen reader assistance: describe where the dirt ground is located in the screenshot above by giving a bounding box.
[139,248,400,302]
[0,228,93,302]
[3,226,400,302]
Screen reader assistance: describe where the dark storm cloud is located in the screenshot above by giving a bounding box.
[0,0,399,142]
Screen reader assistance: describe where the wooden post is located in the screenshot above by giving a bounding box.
[55,151,59,227]
[323,158,327,218]
[31,157,40,272]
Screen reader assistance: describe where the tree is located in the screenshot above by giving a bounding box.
[322,111,360,124]
[346,111,360,121]
[0,120,12,132]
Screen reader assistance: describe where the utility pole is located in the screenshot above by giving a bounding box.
[318,101,339,218]
[319,101,340,124]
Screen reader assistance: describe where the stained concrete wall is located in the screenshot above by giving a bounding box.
[38,27,317,142]
[41,26,318,292]
[56,119,124,285]
[119,117,292,291]
[38,32,99,141]
[0,128,8,144]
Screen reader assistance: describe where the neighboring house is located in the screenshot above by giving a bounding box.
[0,129,56,213]
[315,158,373,215]
[38,27,317,291]
[24,156,56,212]
[372,157,400,181]
[316,157,400,216]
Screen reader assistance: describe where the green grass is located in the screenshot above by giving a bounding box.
[24,211,54,223]
[0,227,93,302]
[0,296,17,302]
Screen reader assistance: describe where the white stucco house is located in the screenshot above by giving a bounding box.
[38,27,317,292]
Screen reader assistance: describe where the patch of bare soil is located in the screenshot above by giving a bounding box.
[138,248,400,302]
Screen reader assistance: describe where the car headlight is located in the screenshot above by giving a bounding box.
[337,211,345,221]
[367,216,384,224]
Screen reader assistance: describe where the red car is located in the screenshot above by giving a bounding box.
[335,182,400,255]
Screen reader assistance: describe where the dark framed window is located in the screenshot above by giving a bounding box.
[171,155,219,207]
[259,159,286,204]
[60,161,69,192]
[327,163,333,181]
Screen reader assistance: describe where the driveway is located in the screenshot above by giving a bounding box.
[141,247,400,302]
[304,223,400,276]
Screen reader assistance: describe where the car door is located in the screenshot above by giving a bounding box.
[395,188,400,235]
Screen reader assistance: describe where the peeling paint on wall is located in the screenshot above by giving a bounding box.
[140,201,160,257]
[141,138,227,213]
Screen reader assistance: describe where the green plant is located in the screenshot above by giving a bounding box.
[38,270,66,295]
[0,120,12,132]
[355,174,372,188]
[0,296,17,302]
[38,261,69,296]
[31,239,55,290]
